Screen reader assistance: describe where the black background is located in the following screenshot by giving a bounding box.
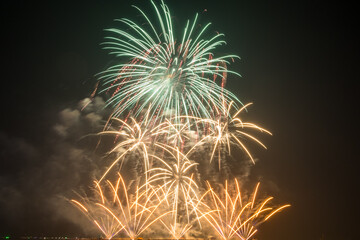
[1,1,359,239]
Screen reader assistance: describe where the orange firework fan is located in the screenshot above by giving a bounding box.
[199,179,290,240]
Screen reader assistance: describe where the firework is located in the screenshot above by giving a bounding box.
[199,179,290,240]
[184,102,272,169]
[145,146,201,239]
[72,174,172,239]
[70,0,290,238]
[96,111,189,182]
[97,0,241,127]
[71,180,123,239]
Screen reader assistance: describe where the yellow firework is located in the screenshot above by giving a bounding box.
[97,110,189,182]
[199,179,290,240]
[71,180,123,239]
[145,146,202,239]
[72,174,171,240]
[186,102,272,168]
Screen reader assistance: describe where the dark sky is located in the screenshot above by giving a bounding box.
[1,1,358,240]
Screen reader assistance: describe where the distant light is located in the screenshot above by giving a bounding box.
[5,237,10,240]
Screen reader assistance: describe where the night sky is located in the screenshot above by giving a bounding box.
[1,1,358,240]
